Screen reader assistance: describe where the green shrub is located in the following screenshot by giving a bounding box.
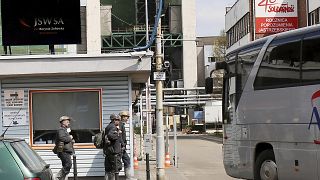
[134,126,147,134]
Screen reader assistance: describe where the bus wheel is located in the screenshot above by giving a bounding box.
[254,149,278,180]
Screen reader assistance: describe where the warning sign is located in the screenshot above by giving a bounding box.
[4,90,24,107]
[3,109,27,126]
[153,72,166,81]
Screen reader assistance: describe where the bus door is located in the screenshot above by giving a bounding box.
[222,54,237,140]
[222,54,243,177]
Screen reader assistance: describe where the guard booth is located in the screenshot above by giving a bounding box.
[0,53,152,177]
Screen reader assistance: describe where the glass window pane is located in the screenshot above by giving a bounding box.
[302,36,320,83]
[32,90,101,144]
[254,39,301,89]
[11,141,46,172]
[0,142,23,179]
[238,48,261,90]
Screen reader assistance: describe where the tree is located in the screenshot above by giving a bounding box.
[213,30,227,62]
[212,30,227,89]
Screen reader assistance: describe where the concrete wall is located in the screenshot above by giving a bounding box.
[196,37,220,86]
[298,0,308,27]
[182,0,197,88]
[77,6,87,54]
[203,45,214,79]
[226,33,251,54]
[86,0,101,54]
[197,46,205,87]
[203,45,214,66]
[309,0,320,12]
[169,5,182,34]
[100,6,112,36]
[225,0,250,31]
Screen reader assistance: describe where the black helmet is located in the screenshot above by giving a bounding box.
[110,114,121,121]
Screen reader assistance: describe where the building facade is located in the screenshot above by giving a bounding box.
[0,0,153,177]
[0,53,152,177]
[196,36,220,86]
[309,0,320,25]
[225,0,311,53]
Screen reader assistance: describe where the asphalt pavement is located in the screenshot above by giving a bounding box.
[70,134,235,180]
[133,134,236,180]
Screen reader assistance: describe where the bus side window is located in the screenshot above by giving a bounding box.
[254,38,301,89]
[238,48,261,90]
[302,36,320,83]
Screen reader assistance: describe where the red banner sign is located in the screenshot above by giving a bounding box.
[255,0,298,34]
[256,17,298,34]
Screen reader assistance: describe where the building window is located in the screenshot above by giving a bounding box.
[319,8,320,23]
[302,35,320,83]
[30,89,102,147]
[226,13,250,47]
[309,11,316,25]
[254,38,301,89]
[309,8,320,26]
[208,57,217,62]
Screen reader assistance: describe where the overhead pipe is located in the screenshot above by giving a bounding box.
[163,94,219,98]
[139,99,222,106]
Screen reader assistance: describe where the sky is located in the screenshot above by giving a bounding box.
[196,0,237,37]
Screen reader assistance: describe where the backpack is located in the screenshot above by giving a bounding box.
[93,130,105,149]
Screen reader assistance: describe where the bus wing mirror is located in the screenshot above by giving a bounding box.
[206,61,226,94]
[205,77,214,94]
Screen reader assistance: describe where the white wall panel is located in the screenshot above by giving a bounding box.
[309,0,320,12]
[225,0,250,31]
[1,75,130,177]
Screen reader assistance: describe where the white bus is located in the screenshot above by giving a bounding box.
[208,25,320,180]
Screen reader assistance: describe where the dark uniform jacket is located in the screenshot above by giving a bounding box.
[121,122,127,148]
[104,122,123,154]
[55,127,73,154]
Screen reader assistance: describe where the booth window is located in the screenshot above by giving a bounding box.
[30,89,102,146]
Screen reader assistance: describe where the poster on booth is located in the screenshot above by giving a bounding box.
[255,0,298,34]
[4,90,24,107]
[3,109,27,126]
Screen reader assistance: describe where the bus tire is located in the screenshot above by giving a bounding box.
[254,149,278,180]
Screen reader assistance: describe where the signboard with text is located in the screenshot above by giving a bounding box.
[1,0,81,45]
[144,134,152,154]
[153,72,166,81]
[255,0,298,34]
[4,90,24,107]
[3,109,27,126]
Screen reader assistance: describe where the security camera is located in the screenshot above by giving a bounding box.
[164,61,170,68]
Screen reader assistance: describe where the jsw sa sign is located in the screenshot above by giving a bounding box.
[255,0,298,34]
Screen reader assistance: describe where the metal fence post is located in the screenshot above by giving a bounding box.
[73,154,78,180]
[146,153,150,180]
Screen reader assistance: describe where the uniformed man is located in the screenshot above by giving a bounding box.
[54,116,74,180]
[104,114,123,180]
[119,111,135,180]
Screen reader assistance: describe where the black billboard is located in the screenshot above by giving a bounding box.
[1,0,81,46]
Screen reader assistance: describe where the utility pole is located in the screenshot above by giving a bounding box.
[155,0,165,179]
